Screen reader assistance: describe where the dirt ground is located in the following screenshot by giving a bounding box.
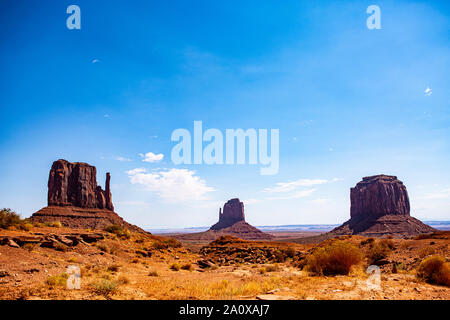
[0,227,448,300]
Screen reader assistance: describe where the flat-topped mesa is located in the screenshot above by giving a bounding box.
[329,174,435,238]
[350,174,409,220]
[48,159,114,211]
[211,198,245,230]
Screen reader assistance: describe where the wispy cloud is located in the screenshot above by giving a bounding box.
[424,86,432,96]
[263,179,328,193]
[267,188,316,200]
[127,168,214,203]
[115,156,132,162]
[139,152,164,163]
[92,59,100,64]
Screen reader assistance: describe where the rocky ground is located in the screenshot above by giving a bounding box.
[0,226,448,300]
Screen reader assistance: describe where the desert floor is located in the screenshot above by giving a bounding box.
[0,227,448,300]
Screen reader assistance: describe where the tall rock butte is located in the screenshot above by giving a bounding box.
[208,198,274,240]
[210,198,245,230]
[174,198,273,241]
[31,159,145,233]
[331,175,435,237]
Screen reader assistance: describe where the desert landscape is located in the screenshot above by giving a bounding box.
[0,160,448,300]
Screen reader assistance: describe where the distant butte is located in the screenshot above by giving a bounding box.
[330,174,435,238]
[175,198,274,241]
[30,159,146,233]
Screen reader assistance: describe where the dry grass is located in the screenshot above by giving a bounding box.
[90,279,119,298]
[46,273,69,287]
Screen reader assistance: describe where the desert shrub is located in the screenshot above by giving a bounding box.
[366,239,393,264]
[45,221,62,228]
[417,256,450,287]
[360,238,375,246]
[273,250,287,262]
[117,275,129,285]
[54,243,68,252]
[0,208,23,229]
[165,238,182,248]
[96,243,109,252]
[107,264,120,273]
[305,241,362,276]
[152,241,166,250]
[283,247,296,258]
[259,267,267,274]
[46,273,69,286]
[104,224,130,239]
[148,270,159,277]
[170,263,181,271]
[181,263,193,271]
[90,279,119,297]
[419,247,436,258]
[379,238,395,250]
[18,221,33,232]
[265,264,280,272]
[131,257,140,263]
[22,243,37,251]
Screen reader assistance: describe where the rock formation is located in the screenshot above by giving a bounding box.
[31,159,146,233]
[176,198,273,240]
[48,160,113,210]
[211,198,245,230]
[331,175,435,238]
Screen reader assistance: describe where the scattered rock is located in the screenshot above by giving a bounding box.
[0,270,10,277]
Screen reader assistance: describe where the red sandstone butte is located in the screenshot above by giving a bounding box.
[176,198,273,241]
[31,159,146,233]
[331,175,435,238]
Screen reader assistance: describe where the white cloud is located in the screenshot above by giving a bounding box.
[267,188,316,200]
[425,188,450,199]
[115,156,132,162]
[243,198,261,205]
[127,168,214,202]
[424,87,432,96]
[92,59,100,64]
[263,179,328,193]
[139,152,164,163]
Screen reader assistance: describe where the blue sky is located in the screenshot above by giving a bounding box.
[0,0,449,228]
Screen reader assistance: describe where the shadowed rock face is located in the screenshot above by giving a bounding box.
[350,175,410,220]
[48,159,114,211]
[211,198,245,230]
